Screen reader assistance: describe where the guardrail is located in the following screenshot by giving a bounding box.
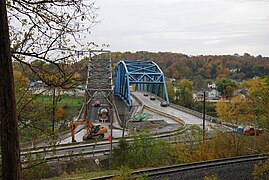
[19,124,86,149]
[21,148,110,165]
[21,124,188,158]
[21,129,189,163]
[22,138,194,165]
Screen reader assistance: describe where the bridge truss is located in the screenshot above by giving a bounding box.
[114,60,169,110]
[78,50,113,120]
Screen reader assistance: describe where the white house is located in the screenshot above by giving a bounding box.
[208,83,216,89]
[208,89,221,100]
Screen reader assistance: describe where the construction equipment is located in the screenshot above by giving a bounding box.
[70,119,107,142]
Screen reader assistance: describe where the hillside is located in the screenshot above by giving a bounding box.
[13,51,269,89]
[111,51,269,80]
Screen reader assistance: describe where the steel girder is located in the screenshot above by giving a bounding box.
[77,50,113,120]
[114,60,169,110]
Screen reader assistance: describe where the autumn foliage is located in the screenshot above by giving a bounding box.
[55,107,66,121]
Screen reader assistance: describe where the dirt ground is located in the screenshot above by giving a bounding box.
[128,120,168,132]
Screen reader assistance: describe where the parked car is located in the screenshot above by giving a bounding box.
[243,125,263,136]
[143,92,149,96]
[150,96,156,100]
[160,101,169,107]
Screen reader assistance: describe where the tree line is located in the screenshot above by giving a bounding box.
[110,51,269,83]
[13,51,269,90]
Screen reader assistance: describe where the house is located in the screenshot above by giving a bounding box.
[173,87,181,100]
[208,83,216,89]
[234,89,246,97]
[252,76,259,79]
[165,77,176,82]
[208,89,221,100]
[229,68,240,73]
[193,91,207,101]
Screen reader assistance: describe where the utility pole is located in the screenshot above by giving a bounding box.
[52,87,56,136]
[203,91,206,142]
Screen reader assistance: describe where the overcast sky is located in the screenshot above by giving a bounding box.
[90,0,269,56]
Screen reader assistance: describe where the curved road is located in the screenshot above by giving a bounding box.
[132,91,212,129]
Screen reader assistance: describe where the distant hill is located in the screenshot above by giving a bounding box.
[14,51,269,89]
[110,51,269,81]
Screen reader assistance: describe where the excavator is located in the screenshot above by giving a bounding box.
[70,119,108,143]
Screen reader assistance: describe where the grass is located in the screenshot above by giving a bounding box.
[37,95,83,108]
[37,95,84,120]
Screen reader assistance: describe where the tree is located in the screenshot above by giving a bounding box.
[55,107,66,121]
[166,81,175,102]
[6,0,100,138]
[1,1,99,178]
[174,79,194,108]
[176,125,206,161]
[7,0,99,90]
[193,75,207,90]
[216,78,238,99]
[216,95,255,125]
[11,68,56,143]
[0,0,21,178]
[244,77,269,129]
[216,94,260,155]
[111,133,176,169]
[252,160,269,179]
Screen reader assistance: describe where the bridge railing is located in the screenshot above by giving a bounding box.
[169,103,219,122]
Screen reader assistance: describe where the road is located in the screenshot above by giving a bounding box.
[58,93,181,144]
[22,91,222,161]
[60,91,212,144]
[132,91,212,128]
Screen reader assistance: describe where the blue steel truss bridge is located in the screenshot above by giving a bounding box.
[114,60,169,110]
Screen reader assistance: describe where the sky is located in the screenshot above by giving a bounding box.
[89,0,269,56]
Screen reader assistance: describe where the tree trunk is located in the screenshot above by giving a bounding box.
[0,1,22,179]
